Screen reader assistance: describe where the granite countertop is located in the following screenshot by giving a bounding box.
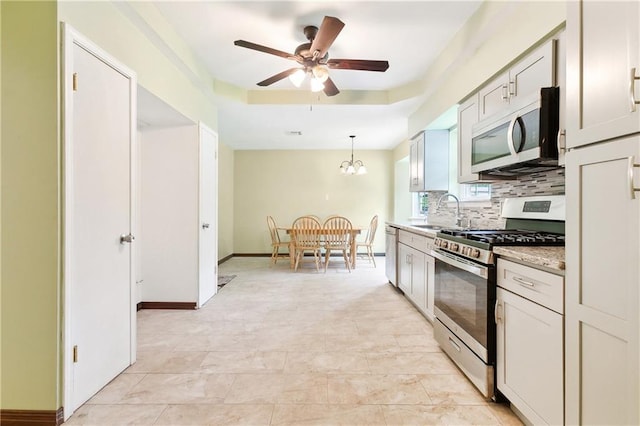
[387,222,566,272]
[493,246,565,272]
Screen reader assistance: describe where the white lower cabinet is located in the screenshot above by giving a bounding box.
[398,230,435,321]
[496,259,564,425]
[565,135,640,425]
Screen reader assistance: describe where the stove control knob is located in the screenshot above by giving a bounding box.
[441,241,448,249]
[449,243,459,252]
[470,249,480,258]
[461,247,468,256]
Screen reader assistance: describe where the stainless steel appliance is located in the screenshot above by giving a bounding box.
[385,225,397,286]
[471,87,560,177]
[431,195,565,399]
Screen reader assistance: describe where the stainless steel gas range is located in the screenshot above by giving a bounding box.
[431,195,565,399]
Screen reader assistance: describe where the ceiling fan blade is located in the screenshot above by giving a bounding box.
[310,16,345,59]
[257,68,302,86]
[323,77,340,97]
[326,59,389,72]
[234,40,296,60]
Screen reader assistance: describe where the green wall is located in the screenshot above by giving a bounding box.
[233,150,394,255]
[1,1,61,409]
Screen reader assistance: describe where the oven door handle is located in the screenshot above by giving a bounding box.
[431,249,488,278]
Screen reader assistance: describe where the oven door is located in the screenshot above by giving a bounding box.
[431,248,495,363]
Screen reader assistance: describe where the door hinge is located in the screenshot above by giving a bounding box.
[72,73,78,91]
[73,345,78,363]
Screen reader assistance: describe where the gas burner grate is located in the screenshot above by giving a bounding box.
[439,229,565,246]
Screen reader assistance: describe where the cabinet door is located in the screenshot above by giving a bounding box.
[409,133,424,192]
[565,135,640,425]
[424,254,435,321]
[496,288,563,425]
[478,71,509,121]
[566,0,640,148]
[397,243,412,295]
[457,94,481,183]
[509,39,556,101]
[409,248,426,313]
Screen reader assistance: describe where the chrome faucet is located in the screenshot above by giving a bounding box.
[437,192,463,227]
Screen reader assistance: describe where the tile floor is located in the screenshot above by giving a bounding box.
[66,256,522,425]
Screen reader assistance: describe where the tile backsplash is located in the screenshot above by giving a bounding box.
[427,168,565,229]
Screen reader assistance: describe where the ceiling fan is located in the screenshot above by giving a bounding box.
[233,16,389,97]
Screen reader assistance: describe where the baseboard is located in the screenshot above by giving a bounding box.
[232,253,270,257]
[0,408,64,425]
[218,253,234,264]
[137,301,197,310]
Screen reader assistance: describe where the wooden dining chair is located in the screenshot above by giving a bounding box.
[356,214,378,267]
[267,216,289,265]
[322,216,352,273]
[291,216,323,272]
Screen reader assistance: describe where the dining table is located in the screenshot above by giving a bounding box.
[281,227,362,270]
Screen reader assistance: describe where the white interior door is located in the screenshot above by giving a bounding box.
[198,123,218,307]
[63,25,137,415]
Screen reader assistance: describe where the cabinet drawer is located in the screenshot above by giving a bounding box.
[398,230,433,253]
[497,259,563,314]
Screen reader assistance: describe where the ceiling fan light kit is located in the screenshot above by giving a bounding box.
[340,135,367,175]
[310,78,325,92]
[289,69,306,87]
[234,16,389,97]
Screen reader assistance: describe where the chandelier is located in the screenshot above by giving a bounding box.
[339,135,367,175]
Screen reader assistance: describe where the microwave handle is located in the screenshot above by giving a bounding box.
[507,115,526,155]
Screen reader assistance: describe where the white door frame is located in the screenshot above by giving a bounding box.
[61,22,137,418]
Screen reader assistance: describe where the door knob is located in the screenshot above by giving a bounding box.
[202,223,210,229]
[120,233,135,244]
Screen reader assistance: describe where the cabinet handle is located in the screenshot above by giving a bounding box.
[494,300,501,323]
[508,80,516,96]
[630,67,640,112]
[513,276,535,287]
[556,129,566,154]
[448,336,461,352]
[501,84,509,101]
[628,156,640,199]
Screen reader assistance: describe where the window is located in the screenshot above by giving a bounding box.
[459,182,491,201]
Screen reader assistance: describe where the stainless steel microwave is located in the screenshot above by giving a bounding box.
[471,87,560,177]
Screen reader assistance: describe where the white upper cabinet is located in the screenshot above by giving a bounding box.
[478,71,510,120]
[457,94,480,183]
[409,130,449,192]
[479,39,556,121]
[566,0,640,148]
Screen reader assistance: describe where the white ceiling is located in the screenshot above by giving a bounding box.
[140,1,482,150]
